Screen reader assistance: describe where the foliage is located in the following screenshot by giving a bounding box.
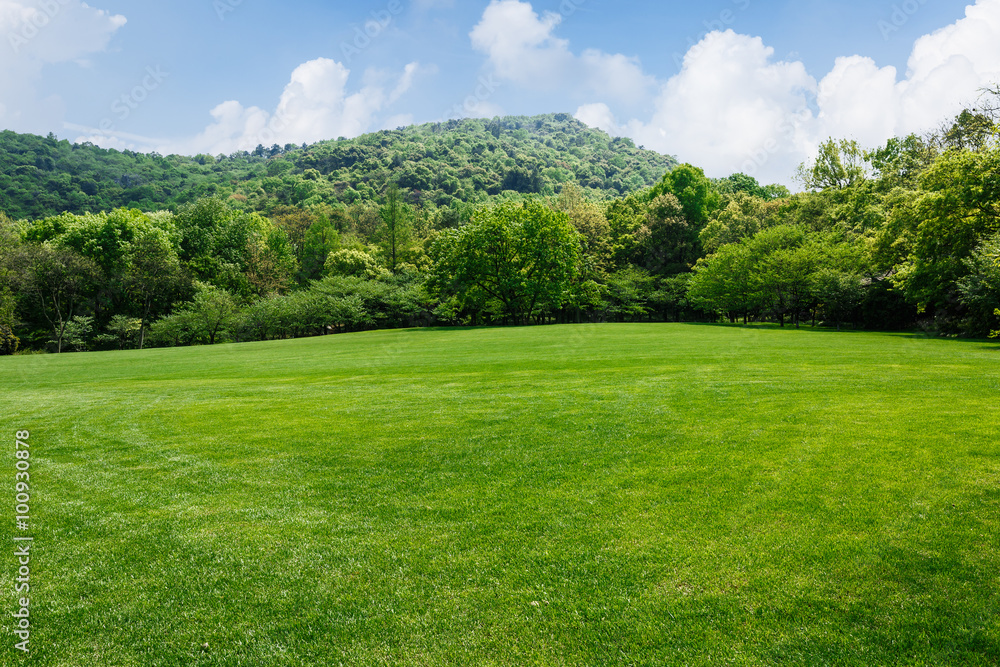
[688,240,760,324]
[701,191,784,253]
[94,315,143,350]
[431,201,581,324]
[0,322,17,354]
[6,101,1000,345]
[325,248,388,280]
[957,232,1000,337]
[174,197,297,298]
[7,243,99,352]
[897,147,1000,313]
[378,182,413,273]
[0,116,676,220]
[798,138,868,190]
[55,315,94,352]
[649,163,721,228]
[163,283,241,346]
[602,266,653,321]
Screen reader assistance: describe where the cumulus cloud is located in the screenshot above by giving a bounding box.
[154,58,423,156]
[0,0,126,133]
[561,0,1000,186]
[471,0,655,107]
[623,31,817,184]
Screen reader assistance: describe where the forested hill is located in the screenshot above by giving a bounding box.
[0,114,676,220]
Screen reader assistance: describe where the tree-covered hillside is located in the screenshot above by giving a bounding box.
[0,114,676,220]
[4,97,997,356]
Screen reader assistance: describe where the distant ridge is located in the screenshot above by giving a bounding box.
[0,114,677,220]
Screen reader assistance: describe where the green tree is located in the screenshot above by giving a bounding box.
[183,283,240,345]
[650,163,721,228]
[325,248,388,279]
[431,201,581,325]
[813,268,866,331]
[750,225,818,328]
[942,109,996,152]
[602,267,653,322]
[56,315,94,352]
[125,229,187,349]
[0,212,22,334]
[634,193,699,275]
[899,146,1000,313]
[688,241,760,324]
[957,232,1000,336]
[299,214,341,282]
[378,182,412,273]
[0,323,17,355]
[557,183,612,271]
[867,134,938,188]
[245,226,299,296]
[9,244,99,353]
[95,315,143,350]
[700,192,783,254]
[174,197,282,297]
[799,138,867,191]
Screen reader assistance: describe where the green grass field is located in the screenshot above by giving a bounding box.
[2,324,998,666]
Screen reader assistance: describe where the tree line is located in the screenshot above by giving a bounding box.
[0,114,674,221]
[1,100,998,354]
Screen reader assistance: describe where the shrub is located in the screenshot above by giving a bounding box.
[0,323,19,355]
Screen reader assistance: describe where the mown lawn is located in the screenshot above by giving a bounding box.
[2,324,998,666]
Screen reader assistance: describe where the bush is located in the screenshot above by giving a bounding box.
[325,248,388,280]
[0,323,19,355]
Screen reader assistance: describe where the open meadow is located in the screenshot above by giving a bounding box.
[2,324,998,666]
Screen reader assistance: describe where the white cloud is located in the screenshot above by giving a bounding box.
[560,0,1000,187]
[0,0,126,133]
[574,102,621,137]
[153,58,423,156]
[620,31,816,185]
[471,0,655,106]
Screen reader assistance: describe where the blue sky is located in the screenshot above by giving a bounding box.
[1,0,994,185]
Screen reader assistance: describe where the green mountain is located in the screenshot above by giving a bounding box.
[0,114,676,220]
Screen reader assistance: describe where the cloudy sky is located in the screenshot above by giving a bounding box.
[1,0,997,185]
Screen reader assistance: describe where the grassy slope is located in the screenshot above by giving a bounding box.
[1,324,998,666]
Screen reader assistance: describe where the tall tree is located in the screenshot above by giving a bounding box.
[650,163,721,229]
[9,245,99,353]
[900,146,1000,313]
[798,138,868,191]
[125,230,187,349]
[183,283,240,345]
[431,201,581,325]
[688,242,760,324]
[378,182,412,273]
[634,193,699,275]
[700,192,783,253]
[557,183,612,272]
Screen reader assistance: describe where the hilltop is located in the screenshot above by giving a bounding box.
[0,114,676,219]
